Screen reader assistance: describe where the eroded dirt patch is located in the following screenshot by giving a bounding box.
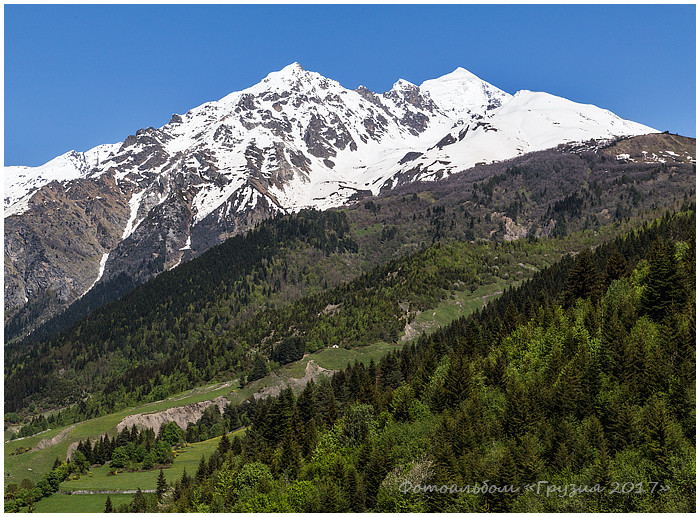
[116,396,229,436]
[33,425,77,452]
[254,360,331,400]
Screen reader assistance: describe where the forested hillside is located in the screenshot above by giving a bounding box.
[5,207,586,423]
[6,133,694,347]
[3,174,695,513]
[5,139,695,428]
[3,133,695,514]
[138,210,694,512]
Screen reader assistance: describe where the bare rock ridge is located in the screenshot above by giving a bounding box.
[4,63,658,339]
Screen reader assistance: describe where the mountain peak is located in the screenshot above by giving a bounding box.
[264,62,307,81]
[446,66,480,79]
[280,62,305,73]
[391,78,417,91]
[6,61,661,332]
[253,62,338,95]
[420,66,511,119]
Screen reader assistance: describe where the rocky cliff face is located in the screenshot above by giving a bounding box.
[4,63,657,340]
[4,173,130,311]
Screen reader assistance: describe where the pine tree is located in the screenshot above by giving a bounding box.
[280,432,301,479]
[297,380,316,422]
[364,457,387,510]
[156,468,167,502]
[321,481,339,512]
[217,433,231,456]
[502,300,521,336]
[300,420,318,458]
[117,426,131,447]
[641,239,683,322]
[346,465,363,512]
[83,437,94,464]
[195,455,209,483]
[563,249,600,306]
[231,434,243,455]
[443,354,472,409]
[180,467,191,489]
[104,495,113,513]
[248,354,268,382]
[131,488,147,512]
[604,247,628,285]
[515,433,544,483]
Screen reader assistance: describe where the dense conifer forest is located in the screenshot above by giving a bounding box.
[85,210,696,512]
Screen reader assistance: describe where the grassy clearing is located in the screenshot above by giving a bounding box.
[352,222,383,238]
[58,441,217,492]
[403,280,508,341]
[417,191,435,203]
[4,380,238,488]
[30,429,245,512]
[227,341,402,406]
[310,341,400,370]
[274,341,401,378]
[278,357,310,379]
[57,429,246,495]
[33,493,133,513]
[142,380,237,410]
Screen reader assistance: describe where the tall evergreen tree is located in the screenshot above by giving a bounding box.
[641,240,683,322]
[248,354,269,382]
[156,468,167,502]
[130,488,147,512]
[217,433,231,456]
[563,249,600,306]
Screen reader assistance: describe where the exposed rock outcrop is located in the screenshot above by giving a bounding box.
[116,396,230,436]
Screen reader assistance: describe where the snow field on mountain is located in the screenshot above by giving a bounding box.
[5,63,656,235]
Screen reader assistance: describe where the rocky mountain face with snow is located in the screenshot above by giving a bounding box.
[4,63,657,338]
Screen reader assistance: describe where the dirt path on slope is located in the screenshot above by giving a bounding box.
[253,360,331,400]
[33,425,77,452]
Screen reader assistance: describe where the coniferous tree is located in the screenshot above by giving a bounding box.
[604,247,628,284]
[231,434,243,455]
[217,433,231,456]
[563,249,600,306]
[104,495,113,513]
[131,488,147,512]
[248,354,268,382]
[443,354,472,409]
[195,456,208,483]
[280,432,301,479]
[346,465,363,512]
[180,468,191,490]
[117,426,131,447]
[156,468,167,502]
[641,240,683,322]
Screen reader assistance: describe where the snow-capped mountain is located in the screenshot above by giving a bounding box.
[4,63,656,328]
[5,143,120,215]
[5,63,653,217]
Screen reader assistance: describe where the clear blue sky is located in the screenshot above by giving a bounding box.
[5,4,696,166]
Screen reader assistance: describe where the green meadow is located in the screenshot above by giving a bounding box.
[4,381,237,488]
[33,493,133,513]
[30,430,246,512]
